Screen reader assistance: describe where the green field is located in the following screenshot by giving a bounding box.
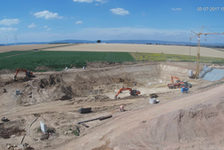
[0,50,224,71]
[0,51,135,71]
[132,53,224,64]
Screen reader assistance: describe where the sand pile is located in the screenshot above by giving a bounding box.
[112,96,224,150]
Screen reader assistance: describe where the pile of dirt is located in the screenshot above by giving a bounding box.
[36,74,73,101]
[86,62,121,68]
[16,74,73,105]
[0,120,25,139]
[39,74,62,88]
[112,98,224,150]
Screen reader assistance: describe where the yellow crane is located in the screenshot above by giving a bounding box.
[192,32,224,78]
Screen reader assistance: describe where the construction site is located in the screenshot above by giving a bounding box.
[0,41,224,150]
[2,0,224,148]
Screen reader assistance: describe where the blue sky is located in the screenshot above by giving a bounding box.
[0,0,224,43]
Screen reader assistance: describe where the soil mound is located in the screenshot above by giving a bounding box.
[114,98,224,150]
[0,120,25,139]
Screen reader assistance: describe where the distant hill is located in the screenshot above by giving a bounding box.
[49,39,94,44]
[1,39,224,48]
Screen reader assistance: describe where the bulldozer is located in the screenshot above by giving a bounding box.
[115,88,140,99]
[14,68,35,81]
[167,76,192,89]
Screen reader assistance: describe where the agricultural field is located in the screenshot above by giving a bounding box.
[0,51,135,71]
[132,53,224,64]
[0,44,70,53]
[45,43,224,58]
[1,49,224,72]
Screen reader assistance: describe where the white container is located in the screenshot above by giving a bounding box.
[40,121,47,134]
[149,98,159,104]
[188,70,193,78]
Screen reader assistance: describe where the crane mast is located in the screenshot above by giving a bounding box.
[193,32,224,78]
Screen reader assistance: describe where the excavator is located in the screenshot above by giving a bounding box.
[167,76,192,89]
[14,69,35,81]
[115,88,140,99]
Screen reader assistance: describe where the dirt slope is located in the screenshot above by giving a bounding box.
[56,84,224,150]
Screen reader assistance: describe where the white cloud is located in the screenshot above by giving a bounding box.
[95,0,107,3]
[110,8,129,16]
[0,27,17,32]
[171,8,182,11]
[43,25,51,31]
[28,23,36,29]
[34,10,62,19]
[73,0,107,3]
[69,27,190,42]
[73,0,93,3]
[75,20,83,25]
[0,19,20,26]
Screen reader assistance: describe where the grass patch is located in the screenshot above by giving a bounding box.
[132,53,224,64]
[0,51,135,71]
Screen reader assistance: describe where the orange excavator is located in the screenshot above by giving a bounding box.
[115,88,140,99]
[167,76,192,89]
[14,69,35,81]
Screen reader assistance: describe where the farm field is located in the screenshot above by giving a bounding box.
[45,43,224,58]
[0,44,70,53]
[1,50,224,71]
[132,53,224,64]
[0,51,135,71]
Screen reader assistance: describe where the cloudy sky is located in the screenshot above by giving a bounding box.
[0,0,224,43]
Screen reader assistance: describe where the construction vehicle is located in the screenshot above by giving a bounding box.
[167,76,192,89]
[14,69,35,81]
[115,88,140,99]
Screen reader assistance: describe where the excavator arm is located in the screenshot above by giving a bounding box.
[115,88,140,99]
[171,76,180,84]
[14,69,35,81]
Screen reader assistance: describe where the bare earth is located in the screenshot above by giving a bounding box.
[45,43,224,58]
[0,62,224,150]
[0,44,70,53]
